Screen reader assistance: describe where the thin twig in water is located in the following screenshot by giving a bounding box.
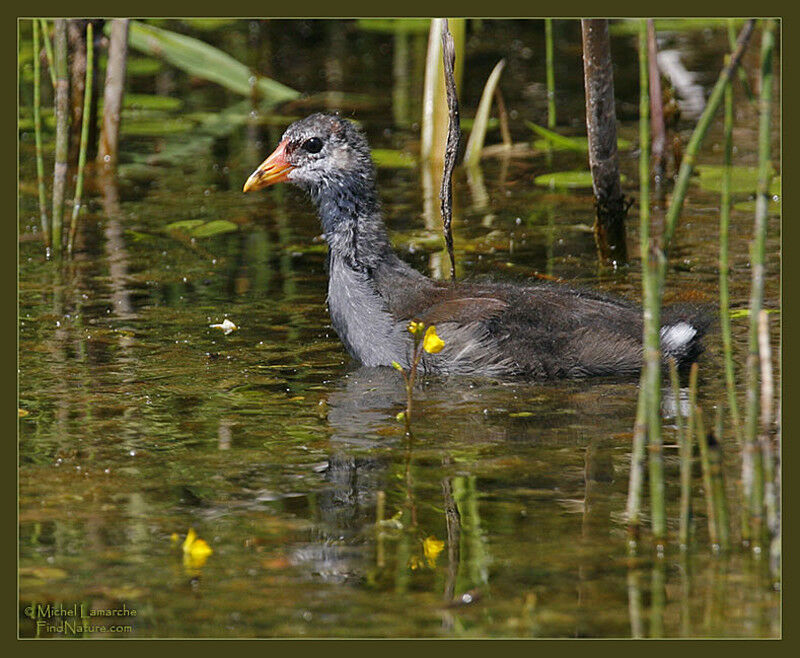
[439,19,460,282]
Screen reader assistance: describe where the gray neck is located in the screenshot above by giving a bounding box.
[309,176,391,272]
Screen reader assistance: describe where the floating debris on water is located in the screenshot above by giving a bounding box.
[210,318,238,335]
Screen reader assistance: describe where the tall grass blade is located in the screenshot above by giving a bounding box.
[420,18,444,163]
[421,18,464,163]
[463,59,505,167]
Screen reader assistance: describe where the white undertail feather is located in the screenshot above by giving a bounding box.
[660,322,697,354]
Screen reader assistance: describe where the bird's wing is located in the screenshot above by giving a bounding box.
[414,296,509,326]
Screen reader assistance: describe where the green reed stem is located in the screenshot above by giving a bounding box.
[719,61,743,444]
[32,19,50,252]
[625,370,648,541]
[695,405,719,549]
[638,21,665,546]
[661,19,754,254]
[757,310,779,573]
[51,19,69,257]
[68,22,93,256]
[686,363,699,536]
[670,358,692,549]
[744,19,775,549]
[710,406,731,551]
[545,18,556,129]
[649,561,666,638]
[38,19,56,89]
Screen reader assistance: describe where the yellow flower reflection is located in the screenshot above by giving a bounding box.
[423,536,445,567]
[181,528,213,568]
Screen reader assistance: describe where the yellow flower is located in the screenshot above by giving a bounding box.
[391,360,404,372]
[423,536,445,567]
[422,325,445,354]
[407,320,425,337]
[181,528,213,568]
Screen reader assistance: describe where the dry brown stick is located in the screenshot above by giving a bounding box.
[97,19,129,171]
[439,19,460,282]
[580,18,628,264]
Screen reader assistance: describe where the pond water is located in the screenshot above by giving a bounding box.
[18,19,780,638]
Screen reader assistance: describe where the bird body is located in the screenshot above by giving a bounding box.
[245,113,707,379]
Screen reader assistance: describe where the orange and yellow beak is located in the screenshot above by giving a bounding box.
[243,140,294,192]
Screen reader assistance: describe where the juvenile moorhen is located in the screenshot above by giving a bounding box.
[244,113,707,379]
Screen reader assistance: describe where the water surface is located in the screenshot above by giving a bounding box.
[18,19,780,638]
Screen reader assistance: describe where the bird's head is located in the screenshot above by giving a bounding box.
[243,113,376,200]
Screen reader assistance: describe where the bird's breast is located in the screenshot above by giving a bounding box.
[326,260,409,368]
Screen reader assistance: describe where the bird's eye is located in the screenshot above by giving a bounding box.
[302,137,324,154]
